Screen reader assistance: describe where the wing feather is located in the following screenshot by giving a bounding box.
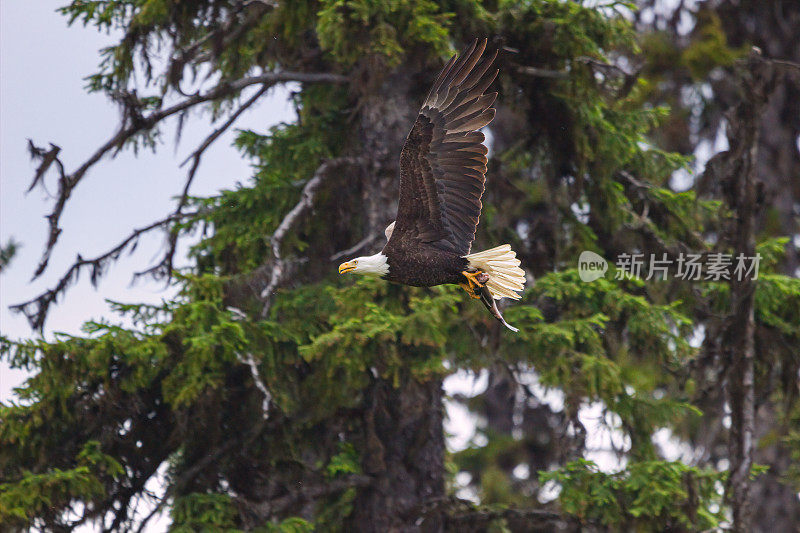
[392,39,498,255]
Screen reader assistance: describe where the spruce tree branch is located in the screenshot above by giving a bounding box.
[575,56,640,98]
[234,157,361,421]
[133,497,167,533]
[448,506,569,524]
[166,1,274,91]
[178,84,268,170]
[418,496,579,531]
[27,70,349,281]
[132,419,268,533]
[10,211,196,331]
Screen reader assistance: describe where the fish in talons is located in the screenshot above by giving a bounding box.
[459,270,519,332]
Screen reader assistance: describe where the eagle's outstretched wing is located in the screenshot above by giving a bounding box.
[392,39,498,256]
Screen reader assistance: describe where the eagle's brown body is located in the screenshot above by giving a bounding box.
[382,239,469,287]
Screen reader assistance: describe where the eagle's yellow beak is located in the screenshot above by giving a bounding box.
[338,261,357,274]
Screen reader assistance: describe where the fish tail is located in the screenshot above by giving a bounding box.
[477,285,519,333]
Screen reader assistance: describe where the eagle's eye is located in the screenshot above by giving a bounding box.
[354,260,359,265]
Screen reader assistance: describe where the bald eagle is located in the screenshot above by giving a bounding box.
[338,39,525,332]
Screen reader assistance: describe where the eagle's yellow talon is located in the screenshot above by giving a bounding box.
[459,282,481,299]
[461,270,488,299]
[462,270,486,291]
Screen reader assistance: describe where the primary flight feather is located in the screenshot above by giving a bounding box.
[338,39,525,332]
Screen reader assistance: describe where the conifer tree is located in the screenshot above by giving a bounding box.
[632,2,800,530]
[2,2,799,532]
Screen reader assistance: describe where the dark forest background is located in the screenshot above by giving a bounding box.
[2,1,800,531]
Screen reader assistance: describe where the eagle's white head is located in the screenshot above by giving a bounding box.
[338,252,389,277]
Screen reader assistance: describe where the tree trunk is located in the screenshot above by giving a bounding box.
[712,3,800,529]
[351,376,445,531]
[347,67,447,531]
[721,54,771,533]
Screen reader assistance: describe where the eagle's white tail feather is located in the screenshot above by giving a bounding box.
[465,244,526,300]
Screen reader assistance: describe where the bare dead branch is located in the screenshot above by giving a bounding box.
[237,351,273,419]
[27,70,349,281]
[517,57,639,98]
[133,496,167,533]
[137,84,272,283]
[218,157,362,419]
[576,56,640,98]
[179,85,268,169]
[260,157,361,318]
[10,211,196,331]
[238,474,372,519]
[329,232,382,262]
[769,58,800,72]
[516,65,569,79]
[26,141,62,194]
[243,0,279,6]
[576,55,632,78]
